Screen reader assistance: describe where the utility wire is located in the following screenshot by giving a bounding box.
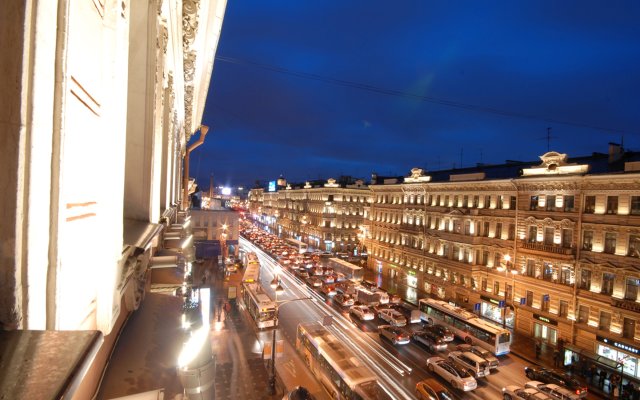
[216,55,629,134]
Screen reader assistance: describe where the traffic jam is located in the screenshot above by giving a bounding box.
[239,219,590,400]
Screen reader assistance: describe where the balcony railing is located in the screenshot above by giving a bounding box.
[519,241,575,256]
[611,298,640,313]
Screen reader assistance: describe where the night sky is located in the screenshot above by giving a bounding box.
[195,1,640,190]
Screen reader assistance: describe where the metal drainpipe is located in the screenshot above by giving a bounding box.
[182,125,209,210]
[571,187,584,346]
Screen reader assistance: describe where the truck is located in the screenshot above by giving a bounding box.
[355,287,384,306]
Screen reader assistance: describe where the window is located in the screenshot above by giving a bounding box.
[577,305,589,323]
[625,277,638,301]
[544,227,554,245]
[495,223,503,239]
[481,278,487,291]
[526,290,533,306]
[582,230,593,251]
[604,232,616,254]
[623,318,636,339]
[564,195,575,212]
[453,220,462,233]
[541,294,550,312]
[599,311,611,331]
[601,273,614,295]
[485,195,491,208]
[584,196,596,213]
[562,229,572,248]
[508,224,515,240]
[463,195,468,208]
[559,266,572,285]
[546,195,556,211]
[530,195,539,211]
[631,196,640,215]
[526,259,536,277]
[559,300,568,318]
[628,234,640,257]
[528,226,538,243]
[472,195,479,208]
[483,222,490,237]
[606,196,618,214]
[580,269,591,290]
[453,195,459,207]
[436,195,441,206]
[494,281,500,295]
[543,262,553,281]
[510,196,516,210]
[497,195,503,209]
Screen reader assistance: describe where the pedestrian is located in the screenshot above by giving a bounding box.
[535,342,541,359]
[589,364,597,383]
[553,349,560,367]
[599,370,607,388]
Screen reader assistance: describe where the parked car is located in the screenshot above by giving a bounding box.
[349,305,375,321]
[306,276,322,288]
[334,293,355,307]
[378,325,411,345]
[426,357,477,392]
[525,381,584,400]
[448,351,491,378]
[412,330,448,352]
[425,324,454,342]
[415,378,454,400]
[456,344,500,369]
[378,308,407,327]
[523,367,587,398]
[502,385,554,400]
[320,284,337,297]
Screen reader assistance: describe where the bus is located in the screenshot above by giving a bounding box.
[285,238,308,254]
[418,298,511,356]
[242,260,260,283]
[241,282,277,329]
[296,323,390,400]
[327,258,364,282]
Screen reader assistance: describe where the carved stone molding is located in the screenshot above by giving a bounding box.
[182,0,200,141]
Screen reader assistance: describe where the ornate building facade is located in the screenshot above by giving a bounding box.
[248,178,372,254]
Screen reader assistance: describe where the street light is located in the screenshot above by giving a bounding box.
[497,254,517,328]
[268,274,284,395]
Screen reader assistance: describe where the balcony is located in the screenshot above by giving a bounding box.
[399,223,421,234]
[519,241,575,259]
[611,298,640,313]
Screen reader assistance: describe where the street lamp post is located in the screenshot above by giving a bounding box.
[269,274,284,395]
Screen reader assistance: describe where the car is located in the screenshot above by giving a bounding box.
[306,276,322,288]
[448,351,491,378]
[426,356,477,392]
[415,378,454,400]
[523,367,587,398]
[525,381,584,400]
[296,269,310,279]
[335,281,357,295]
[378,325,411,345]
[390,302,422,323]
[349,305,375,321]
[412,330,448,352]
[388,293,402,304]
[320,284,337,297]
[456,344,500,369]
[377,308,407,327]
[334,293,355,307]
[322,275,335,284]
[425,324,454,342]
[502,385,554,400]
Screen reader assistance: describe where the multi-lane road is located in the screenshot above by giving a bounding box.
[241,237,559,400]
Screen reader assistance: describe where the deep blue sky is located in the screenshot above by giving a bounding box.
[195,1,640,190]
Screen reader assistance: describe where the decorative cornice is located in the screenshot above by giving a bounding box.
[182,0,200,141]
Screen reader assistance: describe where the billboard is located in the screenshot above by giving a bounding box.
[268,181,276,192]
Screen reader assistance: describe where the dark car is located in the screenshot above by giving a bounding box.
[425,324,454,342]
[524,366,587,398]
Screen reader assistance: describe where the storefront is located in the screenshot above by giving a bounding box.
[480,295,514,328]
[532,314,558,346]
[595,336,640,381]
[406,271,418,303]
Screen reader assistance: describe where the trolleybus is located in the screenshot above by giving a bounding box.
[285,238,308,254]
[418,298,511,356]
[327,257,364,282]
[296,322,391,400]
[241,282,277,329]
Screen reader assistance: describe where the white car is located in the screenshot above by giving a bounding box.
[349,305,375,321]
[333,293,355,307]
[456,344,500,369]
[502,385,554,400]
[426,357,477,392]
[525,381,583,400]
[377,308,407,327]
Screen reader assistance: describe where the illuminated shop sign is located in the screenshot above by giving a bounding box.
[533,313,558,326]
[481,295,500,306]
[597,336,640,355]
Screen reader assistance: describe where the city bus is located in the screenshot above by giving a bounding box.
[327,257,364,282]
[418,298,511,356]
[241,282,277,329]
[296,322,391,400]
[285,238,308,254]
[242,260,260,283]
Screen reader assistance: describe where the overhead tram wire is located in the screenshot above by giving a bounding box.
[216,55,629,135]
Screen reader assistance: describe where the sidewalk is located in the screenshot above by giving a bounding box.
[362,270,612,400]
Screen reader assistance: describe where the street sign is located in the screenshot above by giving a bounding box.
[498,300,506,308]
[520,297,526,305]
[474,303,481,311]
[543,294,550,301]
[263,340,284,359]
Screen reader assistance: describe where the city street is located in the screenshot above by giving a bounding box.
[242,237,601,400]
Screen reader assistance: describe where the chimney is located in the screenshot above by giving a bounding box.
[609,142,623,163]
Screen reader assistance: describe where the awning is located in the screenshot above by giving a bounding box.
[123,218,164,254]
[564,344,621,371]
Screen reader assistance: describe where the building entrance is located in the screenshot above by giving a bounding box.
[534,322,557,346]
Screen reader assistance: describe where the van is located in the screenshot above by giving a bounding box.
[448,351,491,378]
